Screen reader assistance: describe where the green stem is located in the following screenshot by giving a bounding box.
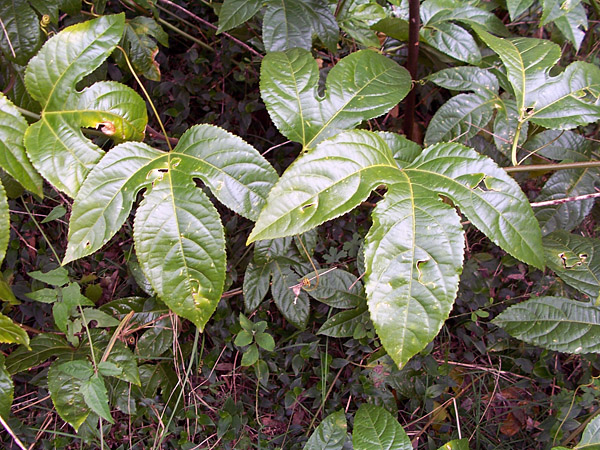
[504,160,600,173]
[15,105,40,120]
[20,198,61,262]
[510,120,524,166]
[157,17,214,52]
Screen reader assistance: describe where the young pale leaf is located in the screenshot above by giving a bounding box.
[364,179,464,368]
[353,404,411,450]
[493,296,600,353]
[217,0,262,33]
[262,0,338,52]
[0,93,42,195]
[0,355,13,419]
[0,0,42,65]
[577,415,600,449]
[24,14,148,198]
[260,48,411,149]
[0,313,30,349]
[48,360,90,431]
[437,439,469,450]
[544,231,600,300]
[304,409,347,450]
[248,131,399,242]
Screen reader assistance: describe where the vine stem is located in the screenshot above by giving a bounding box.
[20,198,61,263]
[504,159,600,172]
[403,0,420,141]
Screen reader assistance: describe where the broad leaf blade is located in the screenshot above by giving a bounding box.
[134,169,226,331]
[493,296,600,353]
[304,409,347,450]
[578,415,600,449]
[271,262,309,329]
[24,14,148,197]
[48,360,89,431]
[119,16,169,82]
[0,92,42,195]
[6,333,72,374]
[364,179,464,368]
[80,374,113,423]
[248,131,399,242]
[263,0,338,52]
[353,404,411,450]
[0,0,42,65]
[0,312,29,349]
[544,231,600,300]
[261,49,411,148]
[427,67,499,94]
[0,183,8,266]
[217,0,262,33]
[421,22,481,64]
[243,261,271,312]
[318,304,369,337]
[406,142,544,269]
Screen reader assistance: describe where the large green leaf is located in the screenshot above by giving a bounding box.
[421,22,481,64]
[260,48,411,149]
[544,231,600,300]
[304,409,348,450]
[506,0,534,21]
[271,261,309,329]
[23,14,148,198]
[493,296,600,353]
[353,404,411,450]
[217,0,262,33]
[118,16,168,82]
[262,0,338,52]
[318,304,369,338]
[250,130,543,366]
[0,0,42,65]
[5,333,72,374]
[577,415,600,449]
[0,312,29,349]
[0,90,42,195]
[65,125,277,329]
[48,359,90,431]
[0,354,13,419]
[337,0,387,48]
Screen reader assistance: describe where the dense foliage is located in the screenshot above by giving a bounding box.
[1,0,600,448]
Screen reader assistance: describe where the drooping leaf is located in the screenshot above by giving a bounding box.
[493,296,600,353]
[0,0,42,65]
[0,313,29,349]
[0,354,13,419]
[28,0,82,24]
[48,359,90,431]
[353,404,411,450]
[118,16,169,82]
[544,231,600,300]
[80,374,113,423]
[23,14,148,198]
[0,92,42,195]
[577,415,600,449]
[304,409,348,450]
[64,125,276,329]
[217,0,262,33]
[371,17,409,42]
[262,0,338,52]
[260,48,411,149]
[5,333,72,374]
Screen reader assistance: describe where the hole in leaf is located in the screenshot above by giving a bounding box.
[301,202,316,212]
[558,252,587,269]
[97,121,116,136]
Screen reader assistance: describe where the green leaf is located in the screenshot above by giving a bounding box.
[41,205,67,223]
[337,0,387,48]
[243,261,272,312]
[240,343,259,366]
[136,318,173,357]
[271,262,309,329]
[82,308,120,327]
[364,179,464,368]
[437,439,470,450]
[97,361,122,378]
[493,99,528,156]
[304,409,347,450]
[427,67,499,94]
[0,0,42,65]
[5,333,71,374]
[24,14,148,198]
[422,1,509,37]
[306,268,364,309]
[119,16,169,82]
[577,415,600,449]
[260,48,411,149]
[371,17,409,42]
[544,231,600,300]
[506,0,535,21]
[318,304,369,337]
[424,93,497,145]
[217,0,262,33]
[0,354,13,419]
[248,131,399,242]
[493,296,600,353]
[553,3,587,52]
[0,273,18,306]
[0,183,8,266]
[353,404,411,450]
[80,374,113,423]
[48,359,89,431]
[0,92,43,195]
[104,339,140,386]
[56,359,94,380]
[255,332,275,351]
[234,330,253,347]
[262,0,338,52]
[0,313,30,349]
[28,267,69,286]
[421,22,481,64]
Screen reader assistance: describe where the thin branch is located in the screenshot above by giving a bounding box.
[156,0,263,59]
[530,192,600,208]
[505,160,600,173]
